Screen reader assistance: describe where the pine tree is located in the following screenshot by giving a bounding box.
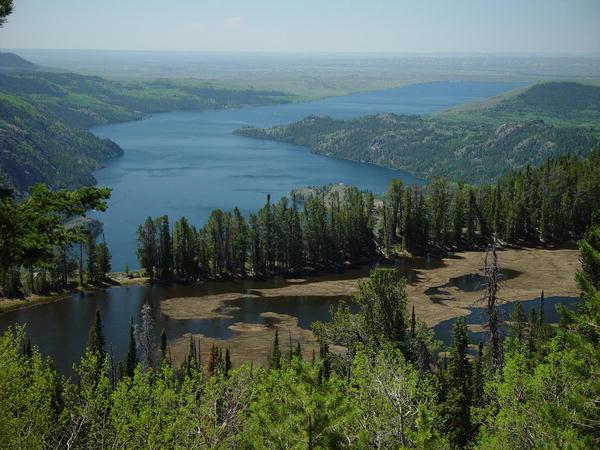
[160,328,168,360]
[207,344,217,376]
[510,302,527,342]
[453,182,465,246]
[181,335,199,378]
[472,341,485,406]
[528,309,538,354]
[95,234,111,281]
[125,318,137,377]
[136,217,158,279]
[442,318,472,447]
[157,215,172,279]
[86,309,105,356]
[318,341,330,384]
[268,327,281,370]
[86,233,97,284]
[224,348,232,376]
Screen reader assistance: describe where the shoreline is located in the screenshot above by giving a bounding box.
[163,245,580,367]
[1,245,580,322]
[0,275,149,315]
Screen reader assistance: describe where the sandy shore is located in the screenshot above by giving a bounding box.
[166,245,580,368]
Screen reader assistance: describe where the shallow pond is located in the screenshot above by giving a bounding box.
[0,257,444,375]
[432,295,580,345]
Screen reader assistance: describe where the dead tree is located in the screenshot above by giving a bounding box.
[135,303,156,370]
[483,237,503,372]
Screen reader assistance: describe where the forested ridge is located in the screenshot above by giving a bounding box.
[235,82,600,182]
[0,61,293,193]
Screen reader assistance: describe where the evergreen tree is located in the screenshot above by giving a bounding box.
[224,348,232,377]
[538,290,545,325]
[125,318,137,377]
[95,234,111,281]
[441,318,472,447]
[181,335,200,378]
[452,182,465,246]
[160,328,168,360]
[86,310,105,356]
[0,0,13,27]
[86,233,97,284]
[472,341,485,406]
[136,217,158,279]
[318,341,330,384]
[509,302,527,342]
[207,344,217,376]
[157,215,173,279]
[268,327,281,370]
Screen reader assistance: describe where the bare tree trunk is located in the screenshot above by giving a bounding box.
[79,242,84,287]
[483,237,503,372]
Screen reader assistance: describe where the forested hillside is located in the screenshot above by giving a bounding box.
[235,82,600,182]
[0,93,123,192]
[0,62,293,193]
[472,81,600,125]
[0,52,37,72]
[1,219,598,448]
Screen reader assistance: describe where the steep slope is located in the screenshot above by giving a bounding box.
[0,58,293,193]
[0,93,122,192]
[235,82,600,182]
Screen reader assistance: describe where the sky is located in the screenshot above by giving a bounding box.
[1,0,599,54]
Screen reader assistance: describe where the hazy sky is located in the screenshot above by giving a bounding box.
[1,0,599,54]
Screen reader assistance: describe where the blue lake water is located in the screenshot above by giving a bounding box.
[91,81,524,270]
[0,81,532,375]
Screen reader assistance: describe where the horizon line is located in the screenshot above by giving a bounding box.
[4,47,600,58]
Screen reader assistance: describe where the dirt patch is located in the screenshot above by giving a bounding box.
[169,312,320,368]
[162,246,580,327]
[165,246,579,367]
[407,246,580,326]
[161,293,257,320]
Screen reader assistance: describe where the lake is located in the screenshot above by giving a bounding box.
[0,257,443,375]
[91,81,525,270]
[2,80,530,374]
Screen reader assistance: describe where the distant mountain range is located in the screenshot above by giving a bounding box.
[0,53,292,194]
[235,82,600,182]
